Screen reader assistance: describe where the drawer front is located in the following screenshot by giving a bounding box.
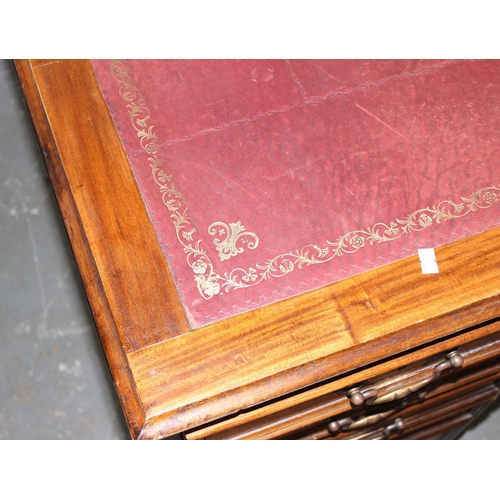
[314,359,500,440]
[393,413,474,440]
[343,331,500,407]
[355,384,500,440]
[402,397,498,440]
[197,330,500,439]
[292,377,500,440]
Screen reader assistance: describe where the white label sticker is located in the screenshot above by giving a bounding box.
[418,248,439,274]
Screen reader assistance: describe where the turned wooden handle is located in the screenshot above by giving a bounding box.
[328,407,399,435]
[328,389,429,435]
[347,387,379,406]
[383,417,405,436]
[348,351,464,406]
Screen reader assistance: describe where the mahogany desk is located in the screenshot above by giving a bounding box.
[15,59,500,439]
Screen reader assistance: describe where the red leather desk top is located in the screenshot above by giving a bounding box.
[91,60,500,327]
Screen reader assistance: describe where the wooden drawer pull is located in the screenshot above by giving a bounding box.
[348,351,464,406]
[347,387,379,406]
[328,389,428,436]
[328,407,399,435]
[327,417,354,434]
[383,418,405,436]
[435,352,464,374]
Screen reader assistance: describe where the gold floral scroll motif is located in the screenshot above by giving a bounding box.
[208,221,259,262]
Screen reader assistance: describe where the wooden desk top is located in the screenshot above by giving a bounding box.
[15,59,500,439]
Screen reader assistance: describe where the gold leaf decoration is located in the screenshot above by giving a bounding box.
[208,221,259,262]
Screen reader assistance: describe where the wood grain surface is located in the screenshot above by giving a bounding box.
[15,59,500,439]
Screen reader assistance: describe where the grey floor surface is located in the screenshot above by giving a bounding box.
[1,59,499,440]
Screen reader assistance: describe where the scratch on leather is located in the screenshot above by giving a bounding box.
[155,60,460,150]
[155,101,310,149]
[284,59,307,100]
[354,103,408,140]
[319,59,460,102]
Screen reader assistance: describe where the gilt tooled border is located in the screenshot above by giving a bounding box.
[110,60,500,300]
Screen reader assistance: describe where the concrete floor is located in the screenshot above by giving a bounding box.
[1,59,499,439]
[1,60,130,439]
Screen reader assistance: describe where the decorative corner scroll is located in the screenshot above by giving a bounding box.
[208,221,259,261]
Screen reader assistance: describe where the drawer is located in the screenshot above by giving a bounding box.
[342,331,500,407]
[354,383,500,440]
[402,395,499,440]
[313,357,500,440]
[288,359,500,440]
[191,329,500,439]
[401,413,475,440]
[297,376,500,440]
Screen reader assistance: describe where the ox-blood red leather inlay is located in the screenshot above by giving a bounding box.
[91,60,500,327]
